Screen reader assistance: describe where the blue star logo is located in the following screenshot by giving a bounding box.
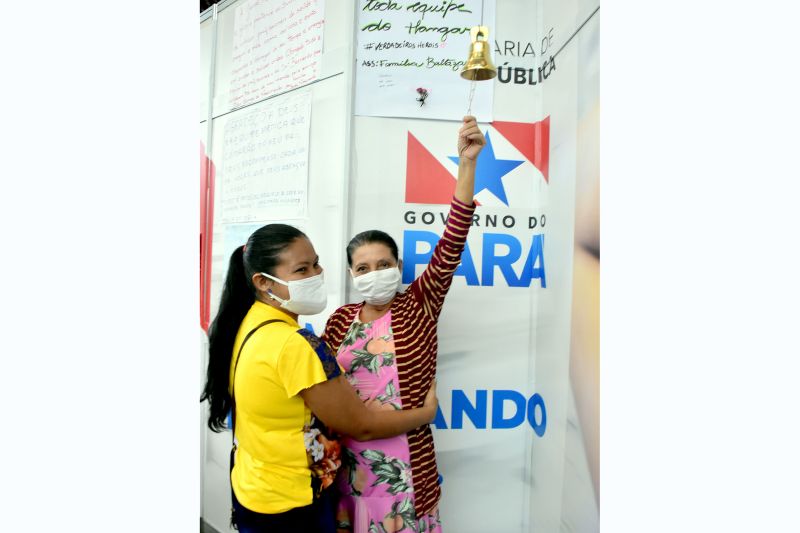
[448,131,524,206]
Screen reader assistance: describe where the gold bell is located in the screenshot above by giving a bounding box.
[460,26,497,81]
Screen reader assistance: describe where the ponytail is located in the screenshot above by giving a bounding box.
[201,224,307,432]
[201,245,252,432]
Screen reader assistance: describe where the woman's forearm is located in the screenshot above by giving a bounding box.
[354,406,434,442]
[300,376,434,441]
[454,157,477,205]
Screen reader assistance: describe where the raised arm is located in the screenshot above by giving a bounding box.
[408,116,485,320]
[454,115,484,204]
[300,376,437,441]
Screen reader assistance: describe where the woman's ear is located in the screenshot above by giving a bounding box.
[252,272,271,294]
[398,259,403,273]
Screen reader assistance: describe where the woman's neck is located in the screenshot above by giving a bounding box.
[255,294,298,322]
[359,299,393,322]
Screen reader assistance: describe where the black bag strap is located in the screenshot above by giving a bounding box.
[231,319,286,443]
[228,318,286,528]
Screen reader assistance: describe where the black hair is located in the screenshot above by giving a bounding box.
[346,230,399,267]
[200,224,307,432]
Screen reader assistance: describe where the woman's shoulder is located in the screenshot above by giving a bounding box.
[323,303,362,344]
[291,328,341,379]
[238,314,297,348]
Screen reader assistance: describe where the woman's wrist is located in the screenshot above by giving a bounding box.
[422,403,436,423]
[459,156,478,167]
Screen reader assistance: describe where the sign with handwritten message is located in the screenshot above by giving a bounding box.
[220,91,312,223]
[355,0,496,121]
[229,0,325,110]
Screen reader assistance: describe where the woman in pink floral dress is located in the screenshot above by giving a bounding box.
[335,311,438,533]
[325,116,485,533]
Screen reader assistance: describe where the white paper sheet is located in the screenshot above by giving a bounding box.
[355,0,496,121]
[220,91,312,223]
[229,0,325,110]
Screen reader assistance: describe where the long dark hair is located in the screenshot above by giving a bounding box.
[346,230,399,266]
[201,224,307,432]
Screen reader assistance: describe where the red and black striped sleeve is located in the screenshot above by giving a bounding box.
[407,196,475,321]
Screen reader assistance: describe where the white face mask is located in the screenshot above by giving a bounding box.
[261,271,327,316]
[351,267,402,306]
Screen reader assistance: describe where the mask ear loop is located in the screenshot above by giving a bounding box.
[260,272,289,304]
[267,291,288,305]
[261,272,288,285]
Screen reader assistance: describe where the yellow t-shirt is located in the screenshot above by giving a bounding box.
[229,301,334,514]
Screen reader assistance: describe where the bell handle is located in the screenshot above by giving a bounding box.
[470,25,490,43]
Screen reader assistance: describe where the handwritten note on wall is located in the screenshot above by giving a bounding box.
[229,0,326,110]
[220,91,312,223]
[355,0,495,121]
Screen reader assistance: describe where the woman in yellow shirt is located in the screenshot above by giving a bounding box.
[201,224,437,533]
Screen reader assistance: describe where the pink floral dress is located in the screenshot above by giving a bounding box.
[335,311,442,533]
